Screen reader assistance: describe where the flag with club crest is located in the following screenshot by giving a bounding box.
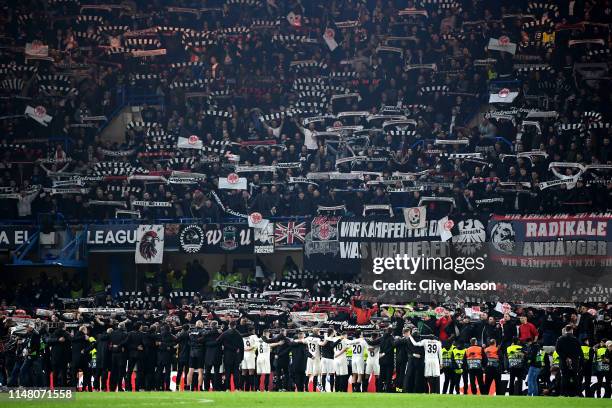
[135,224,165,264]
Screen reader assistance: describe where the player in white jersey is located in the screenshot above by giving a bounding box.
[365,332,381,381]
[256,330,283,391]
[348,331,368,392]
[241,327,259,391]
[333,332,350,391]
[409,334,443,393]
[304,329,322,390]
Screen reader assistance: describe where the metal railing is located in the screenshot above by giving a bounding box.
[0,214,311,228]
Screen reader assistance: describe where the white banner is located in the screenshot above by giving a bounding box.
[135,225,164,264]
[44,187,89,195]
[132,200,172,207]
[78,307,125,314]
[131,49,166,57]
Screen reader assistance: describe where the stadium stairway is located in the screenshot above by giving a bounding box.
[98,85,165,143]
[99,106,138,144]
[9,215,88,268]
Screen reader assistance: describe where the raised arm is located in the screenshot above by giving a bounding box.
[409,335,425,347]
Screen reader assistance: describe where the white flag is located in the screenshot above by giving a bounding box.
[177,135,203,149]
[135,224,164,264]
[402,206,426,229]
[219,173,247,190]
[25,105,53,127]
[438,217,454,242]
[287,11,302,27]
[494,302,516,317]
[489,88,519,103]
[323,28,338,51]
[25,42,49,58]
[248,212,270,229]
[487,37,517,55]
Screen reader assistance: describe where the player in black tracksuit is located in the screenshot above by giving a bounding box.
[286,332,309,391]
[395,335,408,392]
[71,327,93,390]
[216,321,244,391]
[396,329,425,393]
[175,325,190,391]
[94,329,111,391]
[47,322,70,387]
[368,327,395,392]
[186,321,205,391]
[156,324,176,391]
[203,322,222,391]
[142,326,157,390]
[125,323,145,391]
[109,323,128,391]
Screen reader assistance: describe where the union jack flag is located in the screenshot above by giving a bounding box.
[274,221,307,247]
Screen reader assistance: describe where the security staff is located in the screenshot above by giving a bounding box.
[167,268,185,290]
[593,340,611,398]
[441,341,455,394]
[88,335,97,390]
[526,341,546,396]
[450,341,467,395]
[483,339,501,395]
[551,350,560,370]
[466,338,485,395]
[579,339,594,397]
[506,338,525,395]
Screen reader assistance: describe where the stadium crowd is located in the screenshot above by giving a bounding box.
[0,0,611,400]
[0,0,611,222]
